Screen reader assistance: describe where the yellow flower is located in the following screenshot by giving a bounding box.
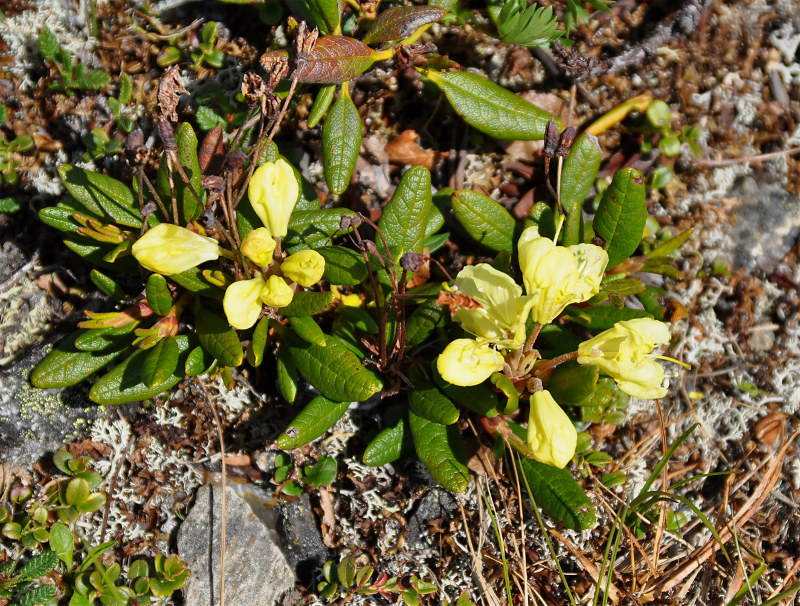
[240,227,276,267]
[517,226,608,324]
[576,318,670,398]
[247,158,299,238]
[526,390,577,469]
[260,275,294,308]
[223,277,265,330]
[453,264,536,349]
[331,285,362,307]
[437,338,504,387]
[132,224,220,275]
[281,250,326,287]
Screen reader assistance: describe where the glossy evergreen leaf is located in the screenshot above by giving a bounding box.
[451,190,515,252]
[302,456,337,487]
[289,316,328,347]
[408,409,469,493]
[560,133,602,214]
[564,304,651,331]
[547,361,598,406]
[141,336,180,388]
[145,274,172,316]
[323,92,362,195]
[90,270,127,300]
[405,300,445,347]
[280,291,336,317]
[277,344,298,404]
[294,36,377,84]
[306,0,340,34]
[31,332,128,389]
[363,410,412,466]
[185,345,216,376]
[277,395,351,449]
[517,456,595,530]
[490,372,519,414]
[379,166,432,255]
[408,381,459,425]
[169,267,224,299]
[73,325,136,352]
[284,208,357,252]
[426,70,551,141]
[648,228,693,257]
[363,6,445,44]
[88,335,191,404]
[637,285,686,323]
[308,84,337,128]
[156,122,204,223]
[286,333,382,402]
[194,305,243,367]
[432,364,502,417]
[319,246,367,285]
[593,168,647,268]
[561,200,583,247]
[527,201,556,239]
[49,522,74,572]
[336,305,377,333]
[39,206,84,233]
[58,165,141,228]
[246,317,270,367]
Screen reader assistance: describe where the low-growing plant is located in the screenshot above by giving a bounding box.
[37,27,111,95]
[0,105,35,187]
[273,453,337,496]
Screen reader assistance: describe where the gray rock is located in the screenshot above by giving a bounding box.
[276,493,330,586]
[178,483,296,606]
[405,487,459,550]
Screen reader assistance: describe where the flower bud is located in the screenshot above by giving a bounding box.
[260,275,294,308]
[240,227,276,267]
[527,390,577,469]
[223,277,265,330]
[247,158,299,238]
[436,338,504,387]
[132,223,220,275]
[281,249,325,287]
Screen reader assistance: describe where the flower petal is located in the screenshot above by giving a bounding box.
[223,277,265,330]
[526,390,577,468]
[436,339,504,387]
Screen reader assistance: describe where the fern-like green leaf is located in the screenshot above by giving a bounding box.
[497,0,560,48]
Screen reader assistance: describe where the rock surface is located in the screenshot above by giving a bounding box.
[276,492,330,586]
[178,483,296,606]
[405,487,459,550]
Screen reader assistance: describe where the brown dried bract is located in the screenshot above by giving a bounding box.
[295,21,318,57]
[157,65,188,122]
[436,289,482,317]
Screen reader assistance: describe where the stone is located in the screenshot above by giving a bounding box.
[276,492,330,586]
[178,483,296,606]
[405,487,459,550]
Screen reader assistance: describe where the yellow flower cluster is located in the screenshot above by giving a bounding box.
[132,224,221,275]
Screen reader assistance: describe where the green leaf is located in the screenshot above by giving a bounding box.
[426,70,552,141]
[18,550,58,580]
[289,316,328,347]
[302,456,337,487]
[564,304,651,331]
[31,332,128,389]
[73,325,136,352]
[408,381,459,425]
[38,26,60,61]
[49,522,74,572]
[451,190,515,252]
[277,395,351,449]
[90,270,127,300]
[363,6,445,44]
[280,291,336,317]
[560,133,602,214]
[141,337,180,388]
[405,299,445,347]
[319,246,367,285]
[145,274,172,316]
[117,72,133,105]
[379,166,432,255]
[593,168,647,268]
[648,228,693,257]
[284,208,357,252]
[286,333,382,402]
[73,69,111,90]
[496,1,560,48]
[306,0,340,34]
[88,335,191,404]
[246,317,270,367]
[491,372,519,414]
[185,345,216,376]
[561,199,583,247]
[637,285,686,323]
[276,344,298,404]
[196,106,226,131]
[194,305,243,367]
[432,365,503,417]
[308,84,336,128]
[13,585,57,606]
[38,204,91,234]
[58,164,141,228]
[0,197,20,213]
[169,267,224,299]
[156,122,204,223]
[363,411,412,466]
[517,456,595,529]
[323,91,362,195]
[408,409,469,493]
[547,361,598,405]
[294,36,377,84]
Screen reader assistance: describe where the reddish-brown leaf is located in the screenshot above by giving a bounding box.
[294,36,377,83]
[363,6,445,45]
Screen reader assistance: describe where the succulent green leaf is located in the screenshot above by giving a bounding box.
[323,91,362,195]
[90,270,127,300]
[564,304,651,331]
[451,190,515,252]
[426,70,551,141]
[336,556,356,588]
[308,84,337,128]
[145,274,172,316]
[49,522,74,572]
[276,344,298,404]
[88,335,191,404]
[294,36,377,84]
[306,0,340,34]
[277,395,351,449]
[408,409,469,493]
[58,164,141,228]
[194,305,243,367]
[405,299,445,347]
[73,325,136,353]
[39,206,85,233]
[31,332,128,389]
[285,208,357,252]
[156,123,204,223]
[246,317,270,367]
[280,291,336,317]
[286,333,382,402]
[560,134,602,214]
[319,246,367,285]
[593,168,647,268]
[363,6,445,44]
[379,166,432,255]
[547,361,598,406]
[302,456,338,487]
[408,381,459,425]
[141,337,180,388]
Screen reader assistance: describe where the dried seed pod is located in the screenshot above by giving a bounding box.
[556,126,577,158]
[259,52,291,90]
[156,117,177,152]
[202,175,225,192]
[400,252,425,272]
[225,150,248,173]
[199,126,224,173]
[157,65,188,122]
[124,128,149,166]
[295,21,319,56]
[543,118,559,158]
[242,72,267,106]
